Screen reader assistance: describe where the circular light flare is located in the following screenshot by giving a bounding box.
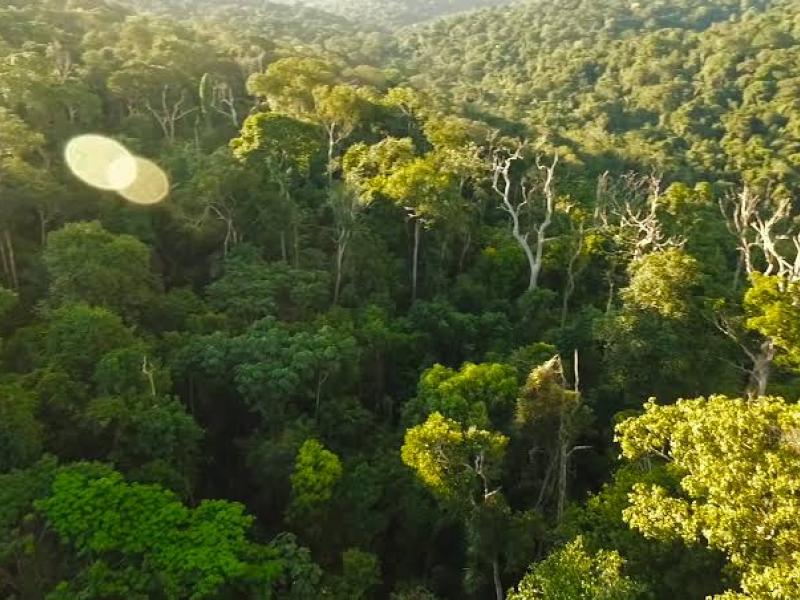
[65,134,138,191]
[117,156,170,205]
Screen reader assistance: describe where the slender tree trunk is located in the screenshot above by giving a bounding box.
[314,372,329,420]
[732,253,743,291]
[315,374,322,420]
[37,208,48,247]
[508,221,538,291]
[530,231,550,291]
[326,124,336,181]
[333,229,349,305]
[0,236,10,289]
[556,417,568,522]
[280,231,288,263]
[605,277,615,314]
[561,230,583,328]
[535,453,555,511]
[560,280,573,329]
[492,557,504,600]
[411,218,422,303]
[293,222,300,267]
[4,230,18,291]
[458,230,471,273]
[747,339,774,399]
[223,219,232,258]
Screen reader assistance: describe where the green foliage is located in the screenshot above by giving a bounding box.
[82,394,202,490]
[232,111,324,175]
[44,222,157,321]
[44,303,136,381]
[37,467,283,599]
[289,439,343,521]
[3,1,800,597]
[617,395,800,598]
[0,286,17,320]
[401,412,507,505]
[207,248,330,325]
[516,356,580,427]
[621,249,702,319]
[403,362,518,428]
[561,464,727,599]
[507,537,643,600]
[745,274,800,369]
[329,548,381,599]
[289,0,511,27]
[0,381,42,472]
[400,0,789,186]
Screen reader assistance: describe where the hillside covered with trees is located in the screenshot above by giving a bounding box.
[1,0,800,598]
[274,0,516,27]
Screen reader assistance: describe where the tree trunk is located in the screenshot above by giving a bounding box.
[605,277,615,314]
[327,124,336,181]
[293,222,300,267]
[561,266,575,329]
[333,229,348,305]
[556,421,568,522]
[747,339,774,399]
[411,218,422,303]
[37,208,48,247]
[492,557,504,600]
[458,230,471,273]
[561,231,583,328]
[509,227,538,292]
[223,219,233,257]
[0,235,10,289]
[4,230,18,291]
[732,253,743,291]
[280,231,288,263]
[314,372,329,421]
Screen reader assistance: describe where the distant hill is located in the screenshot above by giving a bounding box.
[395,0,799,186]
[272,0,517,27]
[124,0,370,43]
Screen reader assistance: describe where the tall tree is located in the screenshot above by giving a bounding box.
[491,143,559,292]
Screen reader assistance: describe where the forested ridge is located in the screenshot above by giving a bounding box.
[1,0,800,598]
[270,0,516,27]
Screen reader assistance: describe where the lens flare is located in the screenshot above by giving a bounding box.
[65,135,137,191]
[118,157,170,205]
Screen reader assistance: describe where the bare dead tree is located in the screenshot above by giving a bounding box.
[594,172,685,313]
[598,172,685,261]
[714,313,775,399]
[145,86,198,143]
[720,186,800,286]
[491,143,558,291]
[718,185,800,397]
[192,196,240,257]
[210,81,239,127]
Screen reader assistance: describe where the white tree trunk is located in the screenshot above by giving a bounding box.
[333,229,349,305]
[492,558,504,600]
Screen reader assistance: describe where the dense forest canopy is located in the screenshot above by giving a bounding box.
[271,0,517,27]
[399,0,800,189]
[1,0,800,598]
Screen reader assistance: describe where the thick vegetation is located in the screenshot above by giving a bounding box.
[1,0,799,599]
[278,0,515,27]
